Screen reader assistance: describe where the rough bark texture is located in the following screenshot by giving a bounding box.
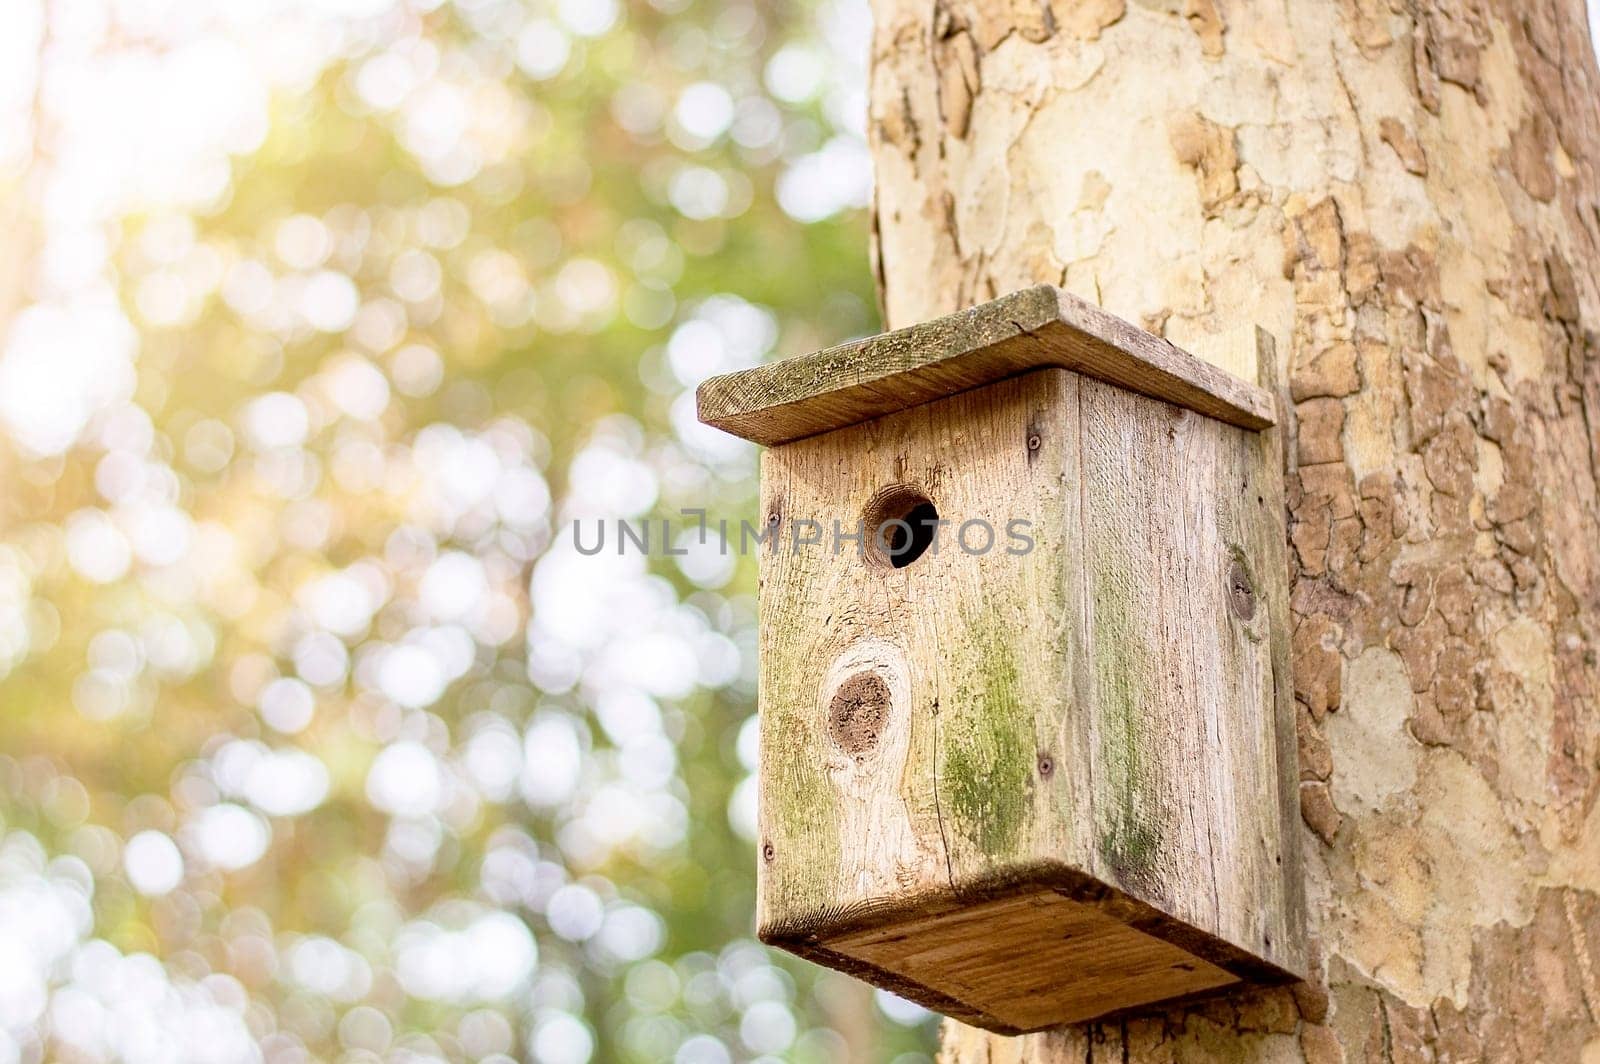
[866,0,1600,1059]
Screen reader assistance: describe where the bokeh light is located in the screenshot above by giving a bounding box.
[0,0,930,1060]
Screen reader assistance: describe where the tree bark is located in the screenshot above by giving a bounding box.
[866,0,1600,1059]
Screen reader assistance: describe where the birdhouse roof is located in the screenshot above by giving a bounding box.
[695,285,1275,447]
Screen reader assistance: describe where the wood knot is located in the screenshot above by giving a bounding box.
[761,841,775,863]
[1037,753,1054,778]
[1227,557,1256,621]
[828,671,892,760]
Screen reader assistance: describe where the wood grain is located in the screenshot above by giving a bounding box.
[697,286,1276,446]
[754,333,1302,1031]
[832,890,1238,1032]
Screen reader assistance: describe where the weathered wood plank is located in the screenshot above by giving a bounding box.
[756,372,1075,932]
[1074,370,1302,975]
[697,286,1276,446]
[830,890,1238,1031]
[1243,327,1309,969]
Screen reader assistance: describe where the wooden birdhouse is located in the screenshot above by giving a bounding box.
[695,286,1306,1034]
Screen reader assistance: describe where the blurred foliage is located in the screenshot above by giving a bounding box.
[0,0,940,1061]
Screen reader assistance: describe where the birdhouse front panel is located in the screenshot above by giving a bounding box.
[697,287,1306,1034]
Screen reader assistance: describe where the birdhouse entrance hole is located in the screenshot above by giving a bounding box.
[863,484,937,569]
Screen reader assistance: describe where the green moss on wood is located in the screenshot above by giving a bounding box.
[755,633,844,915]
[1091,568,1161,879]
[942,612,1033,859]
[762,661,841,916]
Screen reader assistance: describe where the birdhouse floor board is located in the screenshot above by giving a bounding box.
[696,286,1276,446]
[820,888,1241,1033]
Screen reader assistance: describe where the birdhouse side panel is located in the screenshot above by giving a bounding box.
[1074,374,1304,977]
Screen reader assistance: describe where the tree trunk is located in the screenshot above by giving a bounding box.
[866,0,1600,1059]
